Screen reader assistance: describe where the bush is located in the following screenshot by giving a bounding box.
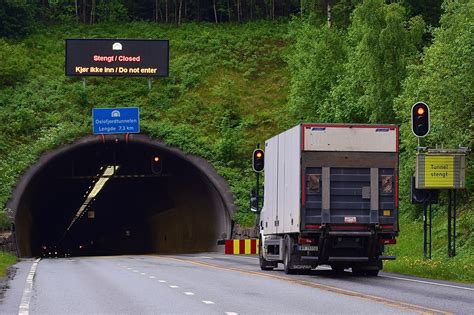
[0,40,30,86]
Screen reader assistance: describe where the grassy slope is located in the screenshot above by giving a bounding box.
[0,21,472,283]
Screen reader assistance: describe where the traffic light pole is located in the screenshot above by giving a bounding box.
[255,143,260,213]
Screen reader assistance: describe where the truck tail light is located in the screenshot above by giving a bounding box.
[380,239,396,245]
[305,224,321,229]
[298,236,316,245]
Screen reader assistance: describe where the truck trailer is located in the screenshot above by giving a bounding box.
[258,124,399,276]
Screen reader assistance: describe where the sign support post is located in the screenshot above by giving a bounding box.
[423,200,432,259]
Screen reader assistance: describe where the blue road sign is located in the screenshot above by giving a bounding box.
[92,107,140,134]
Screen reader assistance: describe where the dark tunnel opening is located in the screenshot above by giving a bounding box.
[9,135,234,257]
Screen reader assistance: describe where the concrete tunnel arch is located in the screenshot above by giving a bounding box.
[7,134,235,257]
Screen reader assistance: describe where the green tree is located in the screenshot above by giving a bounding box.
[394,0,474,202]
[0,0,34,38]
[329,0,424,123]
[287,18,346,121]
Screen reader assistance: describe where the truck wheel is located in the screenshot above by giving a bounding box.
[259,239,275,271]
[284,236,296,275]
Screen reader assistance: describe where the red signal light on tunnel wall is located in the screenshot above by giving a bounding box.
[151,155,163,175]
[411,102,430,137]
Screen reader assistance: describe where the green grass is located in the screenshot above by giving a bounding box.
[384,200,474,283]
[0,251,17,277]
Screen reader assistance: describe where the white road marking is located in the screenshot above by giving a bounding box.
[380,274,474,291]
[127,267,132,270]
[226,312,238,315]
[149,276,156,279]
[140,273,147,276]
[169,285,179,288]
[202,300,215,305]
[132,270,139,273]
[158,280,166,283]
[184,292,195,296]
[18,258,41,315]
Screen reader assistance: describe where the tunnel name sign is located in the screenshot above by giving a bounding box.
[93,107,140,134]
[416,154,466,189]
[65,39,169,77]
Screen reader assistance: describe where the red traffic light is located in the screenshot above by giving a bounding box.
[411,102,430,137]
[252,149,265,172]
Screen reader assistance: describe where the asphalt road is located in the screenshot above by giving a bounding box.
[1,253,473,314]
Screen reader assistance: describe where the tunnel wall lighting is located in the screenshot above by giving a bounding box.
[65,165,119,232]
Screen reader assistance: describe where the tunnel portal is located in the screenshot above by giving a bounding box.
[8,135,234,257]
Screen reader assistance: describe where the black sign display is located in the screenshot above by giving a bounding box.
[65,39,169,77]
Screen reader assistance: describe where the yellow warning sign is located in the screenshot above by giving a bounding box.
[425,156,454,187]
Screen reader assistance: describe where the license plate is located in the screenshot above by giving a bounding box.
[299,245,318,251]
[345,216,357,223]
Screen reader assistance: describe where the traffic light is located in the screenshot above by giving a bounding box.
[252,149,264,172]
[412,102,430,137]
[151,155,162,175]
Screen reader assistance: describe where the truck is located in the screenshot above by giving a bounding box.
[258,124,399,276]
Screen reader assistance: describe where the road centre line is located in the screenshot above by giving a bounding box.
[379,274,474,291]
[169,285,179,288]
[202,300,215,304]
[18,258,41,315]
[184,292,195,295]
[154,256,452,315]
[149,276,156,279]
[158,280,166,283]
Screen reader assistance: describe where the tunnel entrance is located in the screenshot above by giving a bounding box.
[7,135,234,257]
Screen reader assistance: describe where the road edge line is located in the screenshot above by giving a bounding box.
[18,258,41,315]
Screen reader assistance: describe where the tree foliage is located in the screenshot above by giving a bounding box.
[394,0,474,203]
[286,18,345,121]
[0,0,34,38]
[329,0,424,123]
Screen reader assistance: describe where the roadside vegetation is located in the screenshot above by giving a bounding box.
[0,251,17,277]
[0,0,472,282]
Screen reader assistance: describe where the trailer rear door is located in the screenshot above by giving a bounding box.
[300,125,398,231]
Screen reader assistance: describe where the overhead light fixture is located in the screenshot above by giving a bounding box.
[65,165,119,232]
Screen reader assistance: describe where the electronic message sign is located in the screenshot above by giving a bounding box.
[416,154,466,189]
[65,39,169,77]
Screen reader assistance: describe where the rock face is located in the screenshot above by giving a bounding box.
[0,231,16,253]
[232,224,258,239]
